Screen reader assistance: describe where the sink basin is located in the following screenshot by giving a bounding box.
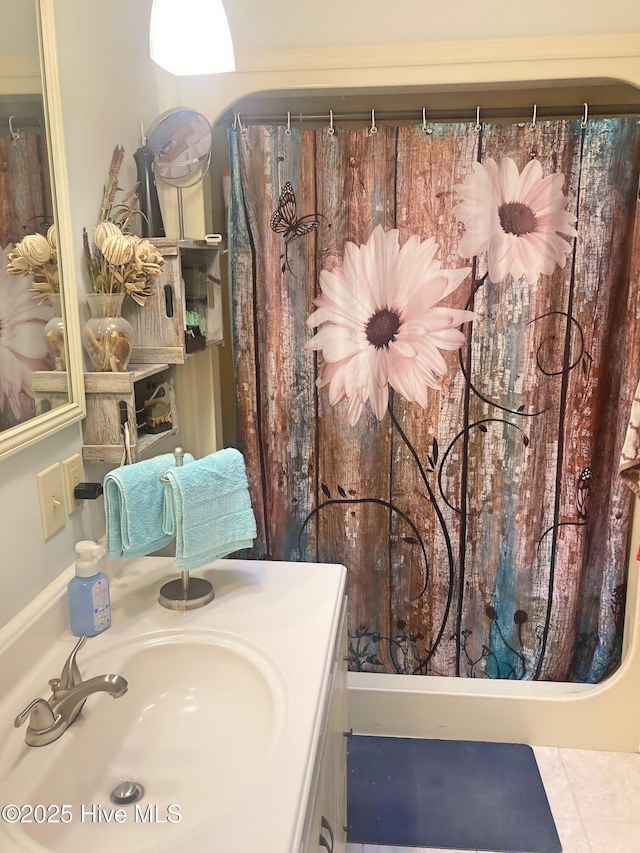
[3,630,284,852]
[0,557,346,852]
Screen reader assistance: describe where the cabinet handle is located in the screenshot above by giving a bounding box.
[164,283,174,317]
[319,816,334,851]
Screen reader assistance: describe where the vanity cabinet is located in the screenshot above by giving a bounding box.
[301,595,348,853]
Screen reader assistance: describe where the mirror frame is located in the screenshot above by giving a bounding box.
[0,0,85,460]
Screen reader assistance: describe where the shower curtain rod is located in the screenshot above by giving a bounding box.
[227,103,640,127]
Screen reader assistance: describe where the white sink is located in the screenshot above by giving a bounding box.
[0,558,346,852]
[6,631,283,852]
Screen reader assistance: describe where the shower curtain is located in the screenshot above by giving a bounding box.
[0,130,55,429]
[228,116,640,682]
[0,131,53,248]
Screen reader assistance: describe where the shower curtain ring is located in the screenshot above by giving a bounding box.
[475,106,482,133]
[285,111,291,135]
[531,104,537,129]
[581,103,589,129]
[369,109,378,135]
[234,112,247,136]
[8,115,19,140]
[422,108,432,134]
[327,109,335,136]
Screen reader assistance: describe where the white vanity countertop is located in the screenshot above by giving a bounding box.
[0,557,347,853]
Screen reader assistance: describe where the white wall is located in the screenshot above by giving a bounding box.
[0,0,159,630]
[0,0,37,54]
[225,0,640,51]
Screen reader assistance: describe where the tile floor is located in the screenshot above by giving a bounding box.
[345,745,640,853]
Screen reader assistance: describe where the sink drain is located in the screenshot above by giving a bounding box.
[110,780,145,806]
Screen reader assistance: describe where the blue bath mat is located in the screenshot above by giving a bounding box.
[347,735,561,852]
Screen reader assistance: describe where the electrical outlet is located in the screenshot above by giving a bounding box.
[62,453,84,514]
[36,463,66,539]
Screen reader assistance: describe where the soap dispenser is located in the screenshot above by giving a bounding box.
[68,540,111,637]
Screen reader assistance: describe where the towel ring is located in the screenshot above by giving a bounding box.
[158,447,215,611]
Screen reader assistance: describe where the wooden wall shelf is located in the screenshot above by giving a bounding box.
[31,238,224,465]
[121,238,223,364]
[80,363,178,464]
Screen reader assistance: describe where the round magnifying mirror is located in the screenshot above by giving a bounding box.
[142,108,212,240]
[148,108,212,185]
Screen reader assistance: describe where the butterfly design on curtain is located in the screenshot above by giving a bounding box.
[270,181,324,274]
[575,466,592,520]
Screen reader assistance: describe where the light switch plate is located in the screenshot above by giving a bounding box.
[36,463,66,539]
[62,453,84,514]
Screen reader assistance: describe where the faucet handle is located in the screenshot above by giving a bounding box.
[59,636,87,689]
[15,698,65,747]
[15,698,57,732]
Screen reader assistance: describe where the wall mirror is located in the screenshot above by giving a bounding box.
[0,0,84,460]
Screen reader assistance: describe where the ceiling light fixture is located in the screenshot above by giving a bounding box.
[150,0,235,76]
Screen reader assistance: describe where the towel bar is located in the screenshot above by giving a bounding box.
[158,447,215,611]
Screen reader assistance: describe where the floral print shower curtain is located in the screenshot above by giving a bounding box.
[228,117,640,682]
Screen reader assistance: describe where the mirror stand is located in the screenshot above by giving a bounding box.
[145,108,213,242]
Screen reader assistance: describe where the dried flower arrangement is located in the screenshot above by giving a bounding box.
[81,147,166,372]
[82,146,165,308]
[5,226,64,370]
[6,225,59,303]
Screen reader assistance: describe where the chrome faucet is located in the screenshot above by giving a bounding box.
[14,636,128,747]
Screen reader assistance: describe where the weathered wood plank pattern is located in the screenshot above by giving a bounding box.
[228,117,640,681]
[231,126,319,559]
[229,128,268,555]
[391,123,478,675]
[314,127,397,671]
[258,127,318,559]
[1,133,52,246]
[462,121,581,679]
[561,118,640,681]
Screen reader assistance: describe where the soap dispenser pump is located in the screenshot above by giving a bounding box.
[67,540,111,637]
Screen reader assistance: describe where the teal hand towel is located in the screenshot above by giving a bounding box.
[162,448,257,570]
[104,452,194,559]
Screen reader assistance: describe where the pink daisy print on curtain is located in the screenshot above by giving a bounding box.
[452,156,578,285]
[0,244,52,423]
[305,225,475,426]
